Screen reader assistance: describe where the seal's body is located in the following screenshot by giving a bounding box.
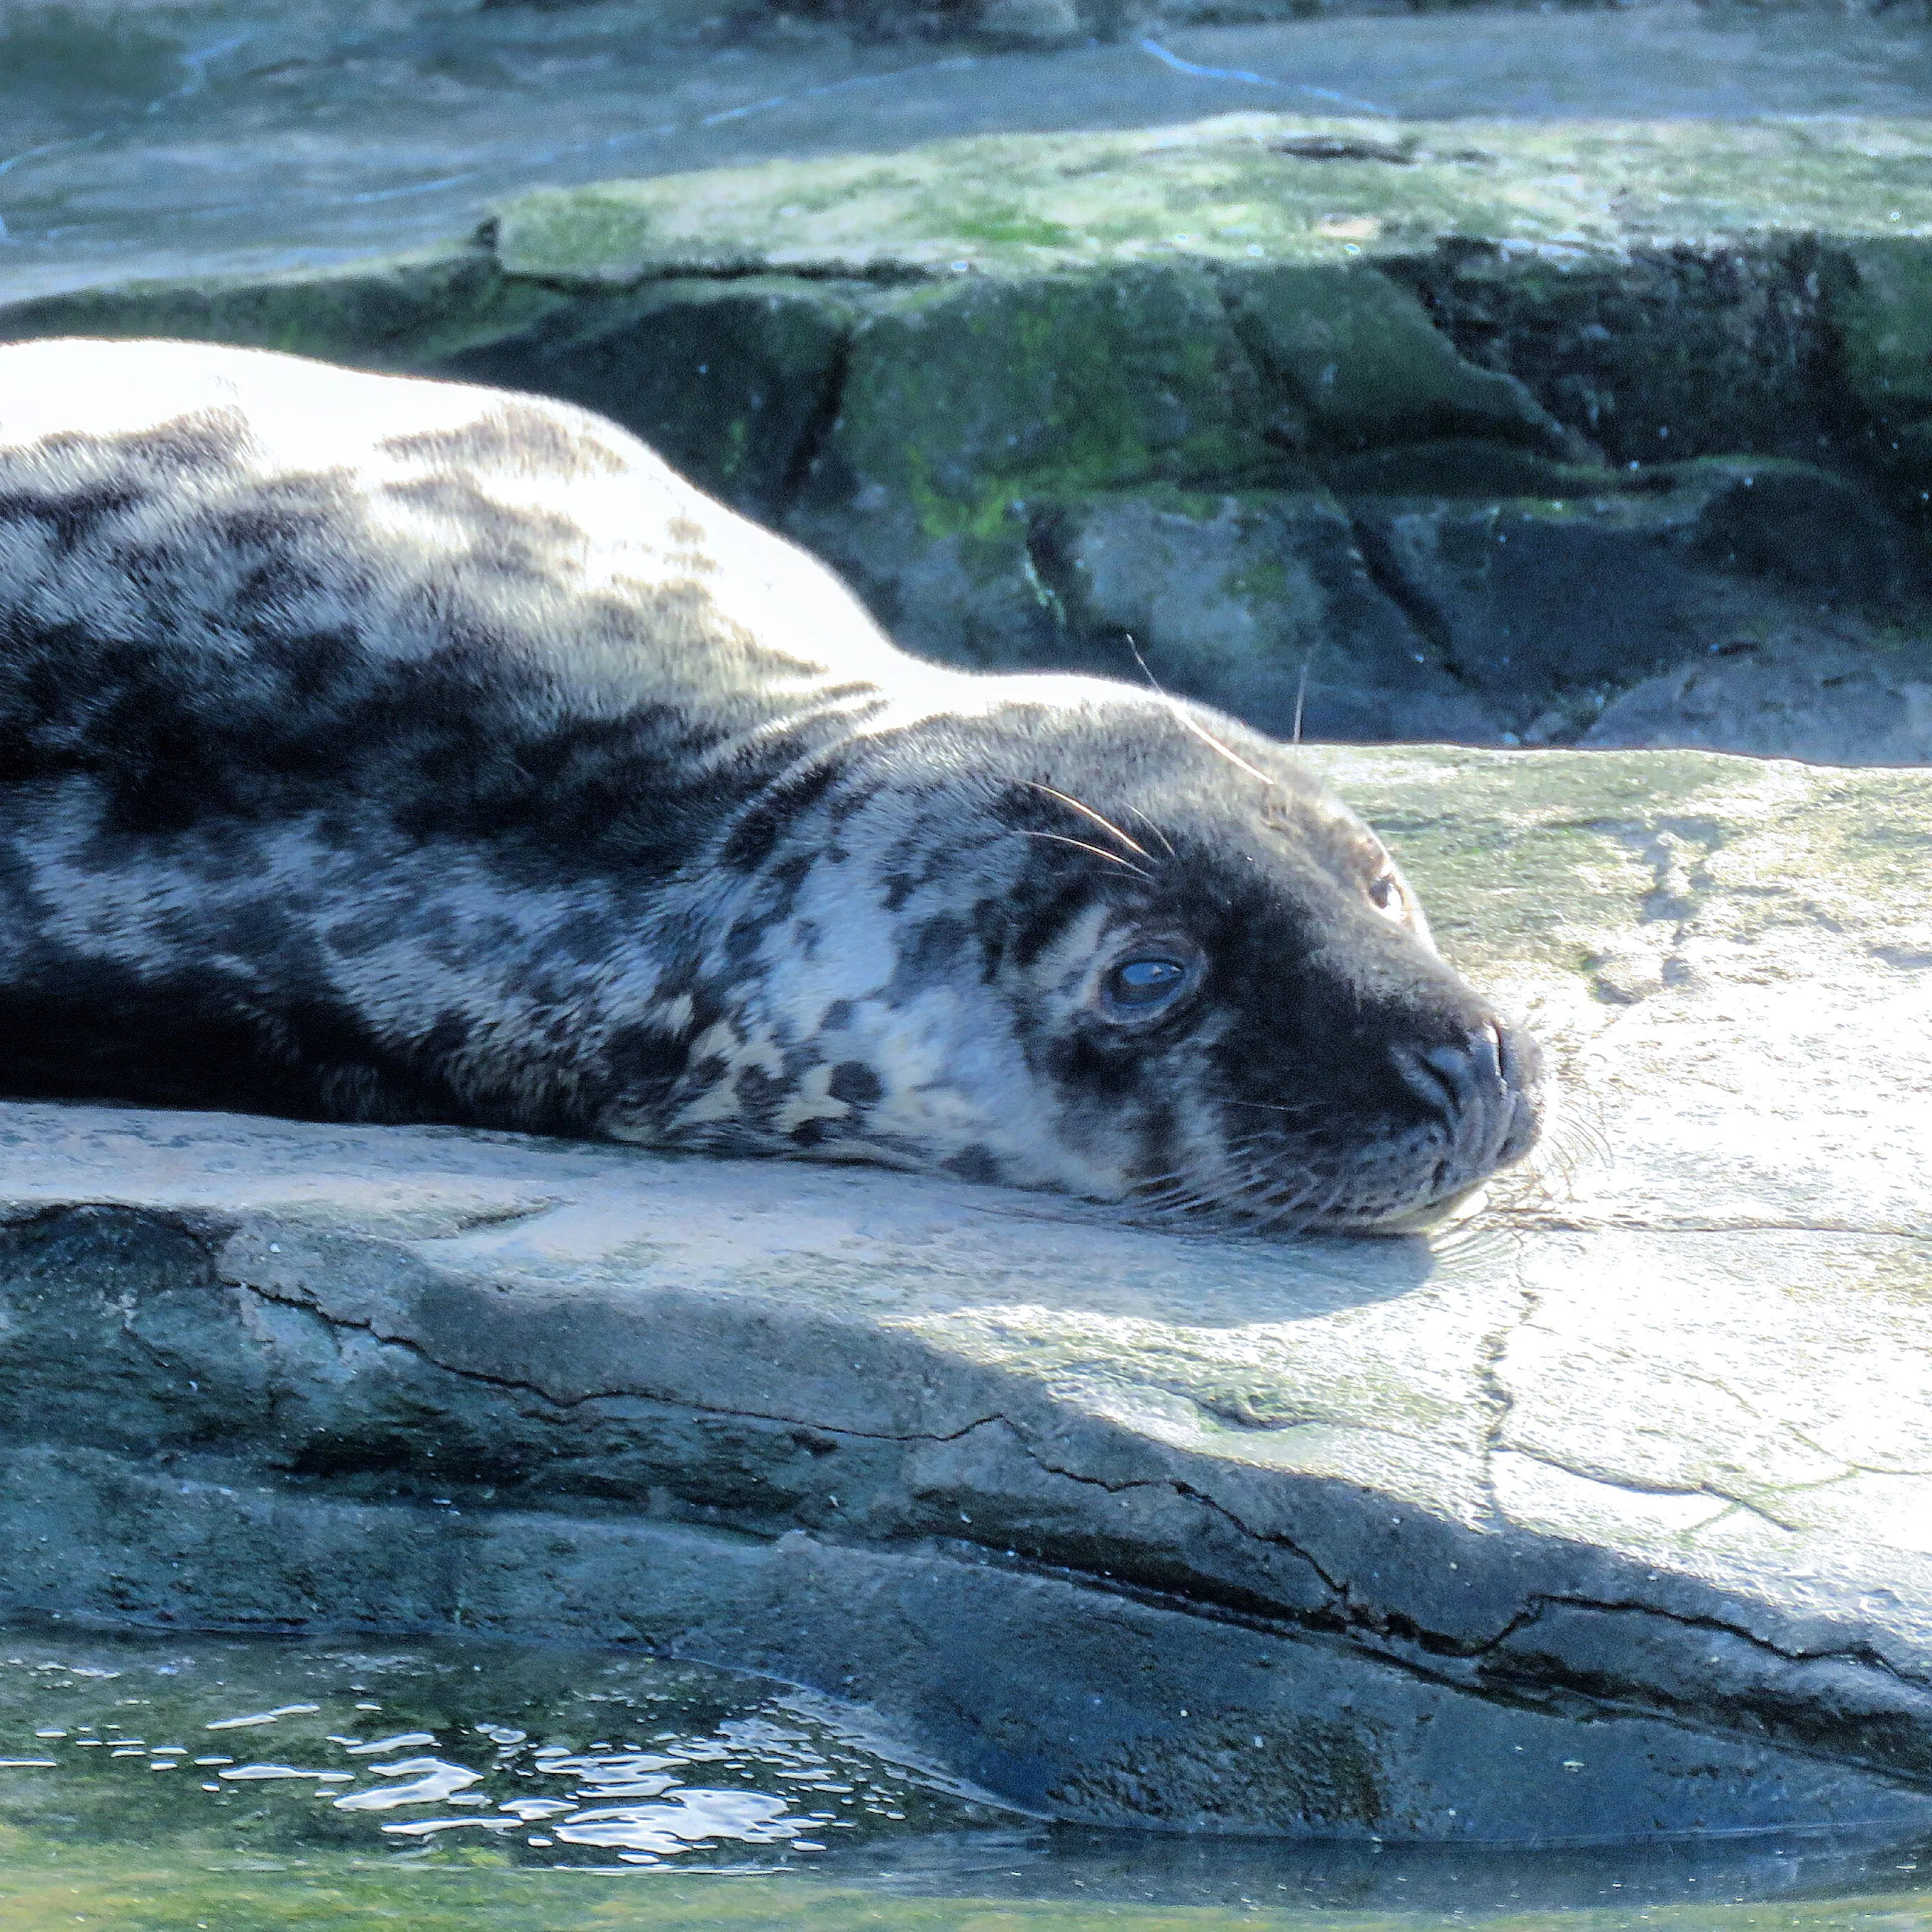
[0,337,1539,1232]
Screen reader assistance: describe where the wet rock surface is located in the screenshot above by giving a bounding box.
[2,746,1929,1839]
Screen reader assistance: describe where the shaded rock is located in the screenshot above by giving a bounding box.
[3,748,1932,1838]
[1834,236,1932,436]
[433,275,865,520]
[1347,458,1916,735]
[1318,436,1633,501]
[783,504,1067,673]
[1584,625,1932,762]
[781,263,1296,683]
[1398,241,1835,468]
[1031,486,1500,741]
[0,245,569,372]
[797,265,1281,521]
[976,0,1090,45]
[1220,263,1564,456]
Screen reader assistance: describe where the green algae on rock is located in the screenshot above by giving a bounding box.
[806,266,1280,527]
[487,114,1932,284]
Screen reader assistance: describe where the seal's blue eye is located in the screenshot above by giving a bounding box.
[1108,956,1189,1008]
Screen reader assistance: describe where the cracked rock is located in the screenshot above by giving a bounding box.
[0,745,1930,1842]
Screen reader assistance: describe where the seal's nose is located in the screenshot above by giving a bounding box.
[1389,1017,1542,1173]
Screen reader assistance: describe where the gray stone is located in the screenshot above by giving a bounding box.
[794,265,1281,515]
[976,0,1089,46]
[1220,263,1566,458]
[431,275,867,522]
[1346,459,1917,736]
[1583,622,1932,761]
[2,746,1931,1840]
[1030,487,1501,742]
[1398,243,1838,470]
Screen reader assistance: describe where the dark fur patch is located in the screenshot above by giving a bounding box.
[827,1061,883,1107]
[380,407,624,478]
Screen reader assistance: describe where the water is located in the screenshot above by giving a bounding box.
[4,3,1932,302]
[0,1625,1928,1931]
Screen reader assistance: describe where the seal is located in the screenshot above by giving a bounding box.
[0,336,1541,1232]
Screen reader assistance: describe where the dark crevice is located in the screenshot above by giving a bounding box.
[501,261,934,297]
[1345,510,1465,678]
[238,1268,1009,1445]
[1472,1590,1932,1688]
[773,323,854,522]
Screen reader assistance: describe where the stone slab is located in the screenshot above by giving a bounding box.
[490,115,1932,285]
[1,745,1929,1838]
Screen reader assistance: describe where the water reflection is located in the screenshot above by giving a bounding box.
[0,1623,1928,1925]
[0,1625,1011,1876]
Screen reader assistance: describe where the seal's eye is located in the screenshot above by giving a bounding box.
[1106,956,1191,1010]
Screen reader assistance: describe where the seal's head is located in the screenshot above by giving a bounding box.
[614,678,1542,1235]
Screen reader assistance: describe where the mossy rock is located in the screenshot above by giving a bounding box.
[489,114,1932,286]
[1030,485,1497,743]
[1835,237,1932,438]
[1220,263,1561,455]
[798,265,1283,534]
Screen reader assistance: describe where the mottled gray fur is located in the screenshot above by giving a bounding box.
[0,338,1541,1231]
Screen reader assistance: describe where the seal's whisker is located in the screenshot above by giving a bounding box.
[1123,629,1276,790]
[1124,631,1165,696]
[1165,702,1276,789]
[1122,805,1176,859]
[1020,830,1154,880]
[1028,783,1154,862]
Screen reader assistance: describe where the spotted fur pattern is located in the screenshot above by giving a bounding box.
[0,338,1541,1230]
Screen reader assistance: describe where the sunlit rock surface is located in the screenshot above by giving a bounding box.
[1,746,1928,1840]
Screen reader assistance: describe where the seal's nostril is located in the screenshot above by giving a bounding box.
[1391,1020,1522,1131]
[1389,1043,1458,1118]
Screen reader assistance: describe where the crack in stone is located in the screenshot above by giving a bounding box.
[1474,1231,1540,1528]
[1496,1442,1799,1535]
[1012,1430,1351,1604]
[196,1225,1932,1789]
[1472,1589,1932,1693]
[236,1275,1008,1450]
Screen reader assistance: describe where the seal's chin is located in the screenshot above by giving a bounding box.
[1330,1183,1492,1240]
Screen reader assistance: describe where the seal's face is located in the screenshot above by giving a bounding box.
[613,688,1542,1235]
